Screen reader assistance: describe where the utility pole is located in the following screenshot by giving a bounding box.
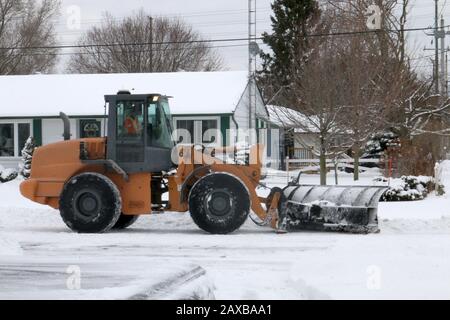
[425,0,450,96]
[435,0,439,94]
[248,0,258,144]
[440,16,447,95]
[446,50,449,96]
[149,16,153,73]
[423,1,450,159]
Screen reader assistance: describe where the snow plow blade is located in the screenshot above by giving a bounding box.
[281,185,387,234]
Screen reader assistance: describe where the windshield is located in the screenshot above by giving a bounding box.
[160,99,174,134]
[147,99,174,149]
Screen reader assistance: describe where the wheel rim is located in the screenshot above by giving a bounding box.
[204,189,234,217]
[74,189,101,222]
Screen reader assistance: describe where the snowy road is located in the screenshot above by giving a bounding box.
[1,173,450,300]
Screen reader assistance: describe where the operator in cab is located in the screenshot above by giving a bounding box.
[124,105,143,136]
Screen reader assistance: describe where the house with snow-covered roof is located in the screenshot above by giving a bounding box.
[267,105,322,160]
[0,71,281,168]
[267,105,354,162]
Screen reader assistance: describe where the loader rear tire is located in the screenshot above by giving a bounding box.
[189,173,250,234]
[59,173,122,233]
[113,214,139,230]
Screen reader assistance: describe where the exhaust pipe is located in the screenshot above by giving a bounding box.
[59,112,71,141]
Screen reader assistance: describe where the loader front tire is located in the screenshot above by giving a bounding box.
[189,173,250,234]
[59,173,122,233]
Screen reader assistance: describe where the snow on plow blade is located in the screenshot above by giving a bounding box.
[282,185,387,234]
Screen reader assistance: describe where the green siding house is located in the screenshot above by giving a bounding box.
[0,71,280,169]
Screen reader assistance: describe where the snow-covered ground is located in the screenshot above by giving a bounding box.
[1,167,450,300]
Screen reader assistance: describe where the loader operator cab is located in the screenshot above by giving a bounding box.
[105,92,175,173]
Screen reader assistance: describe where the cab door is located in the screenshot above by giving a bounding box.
[115,100,145,164]
[106,96,146,173]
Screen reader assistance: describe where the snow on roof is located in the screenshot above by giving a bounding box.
[267,105,320,133]
[0,71,249,117]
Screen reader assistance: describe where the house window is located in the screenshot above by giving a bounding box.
[0,124,14,157]
[202,120,218,143]
[176,120,194,144]
[0,122,31,157]
[174,118,219,145]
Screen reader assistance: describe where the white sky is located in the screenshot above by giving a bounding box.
[53,0,449,77]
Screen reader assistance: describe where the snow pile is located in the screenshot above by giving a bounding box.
[434,160,450,195]
[0,179,42,209]
[0,167,18,183]
[379,176,433,201]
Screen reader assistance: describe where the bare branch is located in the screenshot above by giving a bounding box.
[67,10,223,73]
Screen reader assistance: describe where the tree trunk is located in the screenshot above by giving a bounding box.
[334,159,339,185]
[320,153,327,185]
[320,136,327,185]
[353,153,360,181]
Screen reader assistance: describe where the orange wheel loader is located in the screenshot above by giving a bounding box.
[20,91,386,234]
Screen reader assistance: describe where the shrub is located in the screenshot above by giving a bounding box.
[19,137,35,179]
[378,175,433,201]
[0,168,18,183]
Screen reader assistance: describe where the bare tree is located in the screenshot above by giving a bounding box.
[273,4,388,184]
[266,0,450,179]
[0,0,59,75]
[322,1,399,180]
[67,10,223,73]
[318,0,443,179]
[290,47,354,185]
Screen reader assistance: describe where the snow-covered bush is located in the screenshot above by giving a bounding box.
[365,131,400,155]
[0,167,18,183]
[19,137,35,179]
[378,176,433,201]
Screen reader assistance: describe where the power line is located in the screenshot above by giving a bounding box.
[7,43,259,57]
[48,8,273,29]
[0,37,262,51]
[12,7,272,26]
[55,18,270,31]
[440,0,448,17]
[2,25,448,52]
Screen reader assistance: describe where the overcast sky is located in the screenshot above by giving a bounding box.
[53,0,449,76]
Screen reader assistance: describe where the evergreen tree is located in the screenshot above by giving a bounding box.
[20,137,35,179]
[258,0,321,105]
